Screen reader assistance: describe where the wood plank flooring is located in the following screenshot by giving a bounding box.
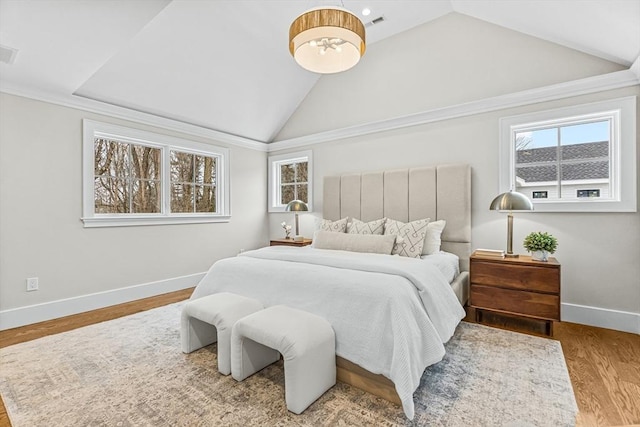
[1,290,638,426]
[0,288,193,349]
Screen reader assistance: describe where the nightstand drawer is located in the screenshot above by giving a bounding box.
[471,285,560,320]
[472,261,559,293]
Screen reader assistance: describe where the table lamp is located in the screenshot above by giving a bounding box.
[285,200,308,241]
[490,190,534,257]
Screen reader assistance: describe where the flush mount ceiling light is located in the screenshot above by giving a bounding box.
[289,6,366,74]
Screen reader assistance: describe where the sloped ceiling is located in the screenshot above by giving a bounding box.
[0,0,638,143]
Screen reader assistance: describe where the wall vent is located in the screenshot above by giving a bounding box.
[0,45,18,65]
[365,16,385,27]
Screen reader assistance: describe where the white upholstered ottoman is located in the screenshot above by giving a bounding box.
[231,305,336,414]
[181,292,263,375]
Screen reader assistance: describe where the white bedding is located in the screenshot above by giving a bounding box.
[190,246,465,419]
[421,251,460,283]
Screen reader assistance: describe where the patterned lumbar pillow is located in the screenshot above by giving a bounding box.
[384,218,430,258]
[319,217,348,233]
[347,218,385,235]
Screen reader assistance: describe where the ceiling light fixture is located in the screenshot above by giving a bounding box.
[289,6,366,74]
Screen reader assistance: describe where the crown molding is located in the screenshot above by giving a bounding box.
[268,67,640,152]
[3,64,637,155]
[0,83,269,152]
[631,56,640,81]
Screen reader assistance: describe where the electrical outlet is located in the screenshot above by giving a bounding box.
[26,277,38,291]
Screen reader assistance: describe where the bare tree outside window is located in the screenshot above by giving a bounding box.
[171,150,217,213]
[94,138,161,213]
[280,161,308,205]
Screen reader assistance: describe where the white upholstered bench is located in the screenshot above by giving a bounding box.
[230,305,336,414]
[181,292,263,375]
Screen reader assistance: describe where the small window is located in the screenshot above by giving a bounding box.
[83,120,230,227]
[499,97,636,212]
[268,151,313,212]
[532,191,548,199]
[577,189,600,198]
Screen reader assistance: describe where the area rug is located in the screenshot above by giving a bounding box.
[0,303,577,426]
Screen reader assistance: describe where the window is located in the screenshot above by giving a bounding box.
[268,151,313,212]
[83,120,230,227]
[170,150,217,213]
[499,97,636,212]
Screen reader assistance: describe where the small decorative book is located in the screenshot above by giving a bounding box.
[474,248,506,258]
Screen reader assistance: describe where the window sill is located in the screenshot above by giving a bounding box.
[81,215,231,228]
[527,200,636,213]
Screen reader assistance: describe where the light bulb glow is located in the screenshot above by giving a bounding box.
[362,8,371,16]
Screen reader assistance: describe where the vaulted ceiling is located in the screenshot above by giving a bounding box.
[1,0,638,143]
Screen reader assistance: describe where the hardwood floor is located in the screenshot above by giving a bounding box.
[0,288,193,349]
[555,322,640,427]
[1,291,638,426]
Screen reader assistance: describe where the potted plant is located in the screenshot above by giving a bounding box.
[523,231,558,262]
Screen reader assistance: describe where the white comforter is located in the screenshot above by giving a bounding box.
[190,246,465,419]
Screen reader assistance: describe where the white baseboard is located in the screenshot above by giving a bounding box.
[0,272,206,331]
[562,303,640,334]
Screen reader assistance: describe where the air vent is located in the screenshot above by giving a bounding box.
[364,16,385,27]
[0,45,18,65]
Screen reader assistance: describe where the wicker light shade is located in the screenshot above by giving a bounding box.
[289,7,366,74]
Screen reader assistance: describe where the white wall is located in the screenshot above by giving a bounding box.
[276,13,625,141]
[0,93,268,326]
[270,14,639,333]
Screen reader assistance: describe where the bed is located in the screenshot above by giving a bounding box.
[190,164,471,419]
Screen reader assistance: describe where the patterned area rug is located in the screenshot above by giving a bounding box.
[0,303,577,426]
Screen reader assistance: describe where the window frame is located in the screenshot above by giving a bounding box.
[268,150,313,213]
[499,97,636,212]
[82,119,230,227]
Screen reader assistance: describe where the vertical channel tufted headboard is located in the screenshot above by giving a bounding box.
[322,164,471,272]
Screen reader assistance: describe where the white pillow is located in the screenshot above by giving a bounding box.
[319,217,348,233]
[422,220,446,255]
[384,218,430,258]
[312,230,396,254]
[347,218,385,235]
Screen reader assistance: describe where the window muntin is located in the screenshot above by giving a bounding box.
[499,97,636,212]
[279,160,308,205]
[170,150,218,213]
[268,151,313,212]
[83,120,230,227]
[514,119,612,202]
[94,139,162,214]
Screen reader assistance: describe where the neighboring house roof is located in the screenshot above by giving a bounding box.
[516,141,609,182]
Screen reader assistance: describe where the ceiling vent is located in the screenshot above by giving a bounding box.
[364,16,385,27]
[0,45,18,65]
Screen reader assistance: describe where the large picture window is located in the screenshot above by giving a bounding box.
[83,120,230,227]
[499,97,636,212]
[268,151,312,212]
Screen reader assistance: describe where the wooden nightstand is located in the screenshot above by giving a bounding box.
[470,253,561,336]
[270,238,313,247]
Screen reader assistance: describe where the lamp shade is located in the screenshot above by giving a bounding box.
[289,7,366,74]
[285,200,308,212]
[490,190,534,211]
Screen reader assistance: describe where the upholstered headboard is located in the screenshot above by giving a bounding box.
[322,164,471,272]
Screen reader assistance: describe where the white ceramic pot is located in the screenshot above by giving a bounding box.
[531,250,549,262]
